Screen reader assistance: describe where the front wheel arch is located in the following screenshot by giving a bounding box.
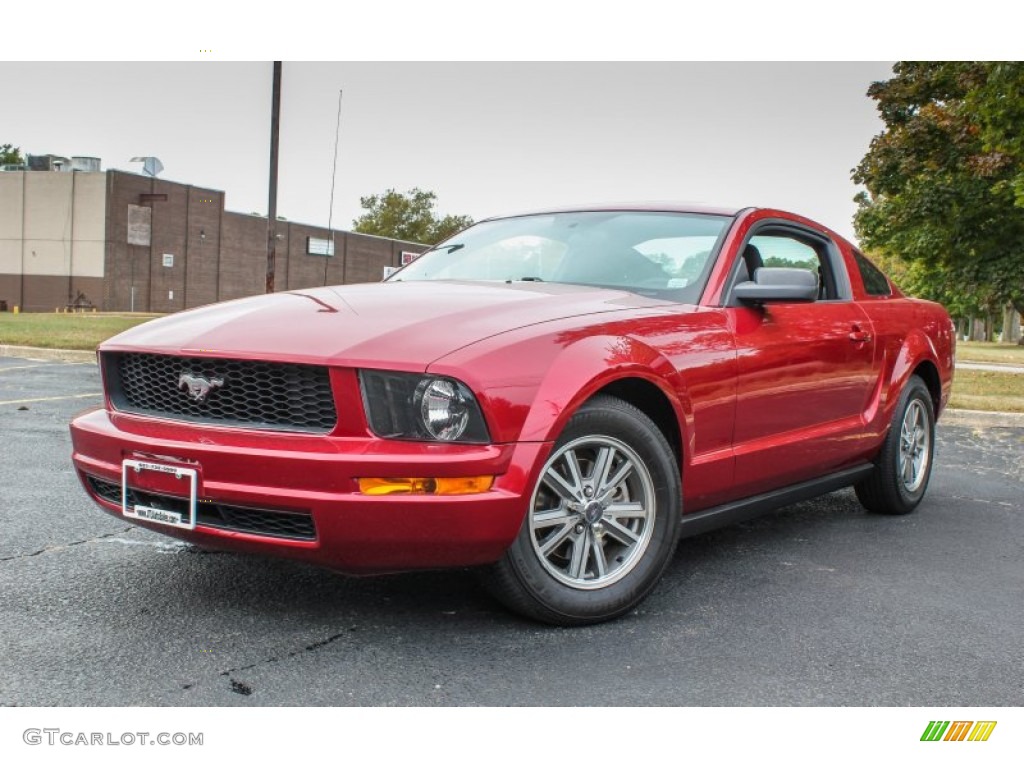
[598,377,684,471]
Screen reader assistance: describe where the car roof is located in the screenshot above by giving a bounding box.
[481,202,746,221]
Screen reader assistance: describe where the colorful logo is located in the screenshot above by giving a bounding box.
[921,721,997,742]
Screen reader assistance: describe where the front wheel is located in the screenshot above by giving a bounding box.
[855,374,936,515]
[483,395,681,625]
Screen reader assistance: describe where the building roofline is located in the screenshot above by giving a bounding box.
[105,168,429,247]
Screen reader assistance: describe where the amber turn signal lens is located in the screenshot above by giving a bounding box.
[358,476,494,496]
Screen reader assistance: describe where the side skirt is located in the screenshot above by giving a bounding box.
[678,464,874,539]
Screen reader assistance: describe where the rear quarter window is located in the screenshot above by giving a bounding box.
[853,251,892,296]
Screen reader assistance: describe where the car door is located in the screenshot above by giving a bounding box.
[724,223,879,497]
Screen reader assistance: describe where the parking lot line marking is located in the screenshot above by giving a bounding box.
[0,362,91,372]
[98,537,191,552]
[0,393,102,406]
[0,365,51,373]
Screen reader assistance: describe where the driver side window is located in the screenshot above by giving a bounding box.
[747,232,838,300]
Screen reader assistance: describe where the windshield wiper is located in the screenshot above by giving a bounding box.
[435,243,464,255]
[506,276,544,283]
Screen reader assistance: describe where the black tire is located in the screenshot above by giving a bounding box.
[483,394,682,626]
[855,374,935,515]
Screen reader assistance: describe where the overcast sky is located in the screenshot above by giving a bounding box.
[4,61,895,242]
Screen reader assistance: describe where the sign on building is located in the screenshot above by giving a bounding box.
[307,237,335,257]
[400,250,420,266]
[127,205,152,246]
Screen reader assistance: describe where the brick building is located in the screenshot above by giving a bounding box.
[0,169,427,312]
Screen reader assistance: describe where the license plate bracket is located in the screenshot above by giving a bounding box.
[121,460,198,531]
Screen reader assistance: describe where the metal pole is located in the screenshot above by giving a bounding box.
[266,61,282,293]
[130,245,136,312]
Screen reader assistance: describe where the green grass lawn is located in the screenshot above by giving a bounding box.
[950,369,1024,413]
[957,341,1024,365]
[0,312,160,350]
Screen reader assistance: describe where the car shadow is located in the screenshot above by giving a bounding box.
[104,488,875,632]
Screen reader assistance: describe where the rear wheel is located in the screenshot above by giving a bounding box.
[855,374,935,515]
[484,395,681,625]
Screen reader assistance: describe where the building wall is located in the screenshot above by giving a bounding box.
[2,169,427,313]
[223,217,425,296]
[103,171,427,311]
[146,178,186,314]
[104,171,152,312]
[286,222,331,289]
[0,173,24,309]
[220,212,267,301]
[345,232,395,284]
[0,171,106,311]
[283,228,425,287]
[148,181,224,313]
[184,187,225,309]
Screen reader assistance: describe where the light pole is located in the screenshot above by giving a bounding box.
[266,61,282,293]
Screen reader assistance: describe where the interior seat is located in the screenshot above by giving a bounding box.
[741,243,764,282]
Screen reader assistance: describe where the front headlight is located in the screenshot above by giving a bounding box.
[358,370,490,443]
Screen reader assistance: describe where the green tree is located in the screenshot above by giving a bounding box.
[1,144,24,166]
[868,250,988,322]
[852,62,1024,317]
[352,188,473,245]
[967,62,1024,208]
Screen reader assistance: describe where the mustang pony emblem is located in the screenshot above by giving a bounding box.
[178,373,224,402]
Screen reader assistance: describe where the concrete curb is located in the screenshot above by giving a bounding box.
[957,362,1024,374]
[943,408,1024,428]
[0,345,97,364]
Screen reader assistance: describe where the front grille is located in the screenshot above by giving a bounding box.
[86,475,317,541]
[104,352,337,433]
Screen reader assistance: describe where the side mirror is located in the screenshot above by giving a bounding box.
[733,267,818,304]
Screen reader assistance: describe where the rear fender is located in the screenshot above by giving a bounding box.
[884,329,942,424]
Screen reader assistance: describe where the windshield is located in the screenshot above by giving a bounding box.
[390,210,731,301]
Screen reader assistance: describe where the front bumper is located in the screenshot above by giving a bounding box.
[70,408,550,573]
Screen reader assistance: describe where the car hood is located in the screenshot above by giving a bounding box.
[101,281,672,369]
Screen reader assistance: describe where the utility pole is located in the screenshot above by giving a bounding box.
[266,61,282,293]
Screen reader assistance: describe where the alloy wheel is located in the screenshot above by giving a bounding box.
[529,435,656,590]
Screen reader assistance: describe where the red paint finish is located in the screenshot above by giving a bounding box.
[728,300,878,494]
[69,205,953,575]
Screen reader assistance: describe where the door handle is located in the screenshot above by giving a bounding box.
[849,326,872,344]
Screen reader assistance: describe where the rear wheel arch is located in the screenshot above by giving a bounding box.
[886,329,944,420]
[911,359,941,418]
[856,373,936,515]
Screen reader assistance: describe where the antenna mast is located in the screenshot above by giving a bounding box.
[325,89,343,286]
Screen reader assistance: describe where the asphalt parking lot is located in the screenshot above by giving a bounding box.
[1,354,1022,706]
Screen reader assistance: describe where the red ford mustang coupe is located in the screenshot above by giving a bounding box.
[70,205,954,625]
